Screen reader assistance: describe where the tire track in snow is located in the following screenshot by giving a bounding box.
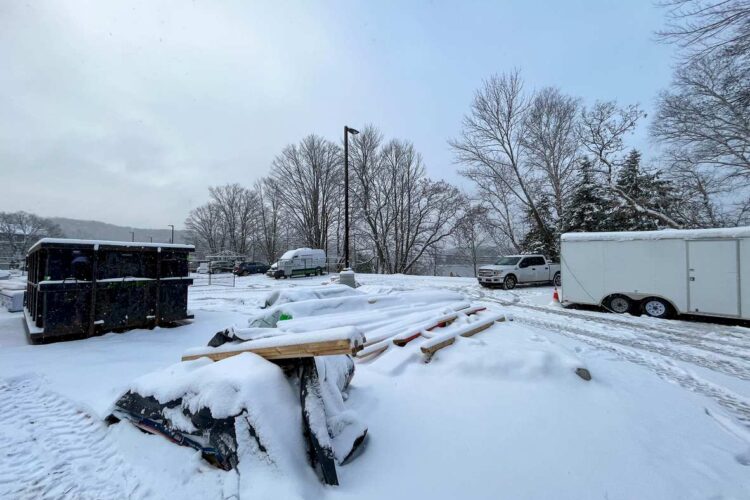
[466,285,750,354]
[0,377,147,500]
[513,314,750,429]
[462,289,750,381]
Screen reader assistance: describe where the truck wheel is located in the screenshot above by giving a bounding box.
[503,274,517,290]
[553,272,561,287]
[316,267,322,276]
[605,294,631,314]
[642,297,673,319]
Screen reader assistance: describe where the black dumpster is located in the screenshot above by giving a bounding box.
[25,238,194,343]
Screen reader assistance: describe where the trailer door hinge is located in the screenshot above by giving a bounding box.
[689,277,695,281]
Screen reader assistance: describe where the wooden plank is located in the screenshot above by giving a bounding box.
[355,342,389,360]
[420,313,504,361]
[392,306,488,347]
[181,338,361,362]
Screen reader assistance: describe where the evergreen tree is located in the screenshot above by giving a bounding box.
[563,158,614,233]
[609,149,680,230]
[521,196,559,258]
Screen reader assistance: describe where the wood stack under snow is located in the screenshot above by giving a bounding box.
[181,284,506,367]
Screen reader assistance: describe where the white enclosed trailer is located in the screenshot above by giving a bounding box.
[560,227,750,320]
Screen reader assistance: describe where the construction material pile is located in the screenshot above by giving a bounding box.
[108,284,505,492]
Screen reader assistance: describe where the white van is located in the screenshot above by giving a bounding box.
[272,248,326,279]
[560,227,750,320]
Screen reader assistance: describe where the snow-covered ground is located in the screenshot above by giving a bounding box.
[1,273,749,499]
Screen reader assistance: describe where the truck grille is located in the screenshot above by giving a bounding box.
[478,270,494,277]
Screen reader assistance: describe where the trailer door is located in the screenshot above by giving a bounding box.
[688,240,739,317]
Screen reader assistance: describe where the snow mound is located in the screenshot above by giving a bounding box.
[249,289,466,329]
[263,284,363,308]
[431,341,584,381]
[128,353,293,421]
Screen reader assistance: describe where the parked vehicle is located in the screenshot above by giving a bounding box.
[197,262,209,274]
[560,227,750,320]
[266,262,278,278]
[272,249,326,279]
[209,261,234,274]
[233,261,270,276]
[477,255,561,289]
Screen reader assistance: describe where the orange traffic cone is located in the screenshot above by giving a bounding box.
[552,287,560,303]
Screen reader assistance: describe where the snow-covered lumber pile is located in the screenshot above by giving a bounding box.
[243,285,505,364]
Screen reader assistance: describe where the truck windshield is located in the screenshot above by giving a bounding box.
[495,257,521,266]
[280,250,296,260]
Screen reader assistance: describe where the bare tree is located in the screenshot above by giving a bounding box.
[208,184,259,255]
[453,203,490,276]
[522,87,581,229]
[0,211,63,262]
[351,133,464,274]
[657,0,750,59]
[255,178,284,263]
[184,202,226,254]
[450,70,554,249]
[349,125,386,270]
[270,135,342,250]
[652,55,750,186]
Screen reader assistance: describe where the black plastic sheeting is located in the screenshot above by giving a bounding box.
[107,339,366,486]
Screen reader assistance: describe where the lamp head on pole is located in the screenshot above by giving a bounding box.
[345,126,360,135]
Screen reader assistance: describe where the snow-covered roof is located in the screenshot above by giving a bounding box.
[28,238,194,253]
[561,227,750,242]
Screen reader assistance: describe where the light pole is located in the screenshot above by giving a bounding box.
[168,225,174,244]
[130,231,135,242]
[344,126,359,270]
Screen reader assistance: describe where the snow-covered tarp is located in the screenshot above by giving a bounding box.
[110,352,365,492]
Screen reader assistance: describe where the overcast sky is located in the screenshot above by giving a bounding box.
[0,0,676,228]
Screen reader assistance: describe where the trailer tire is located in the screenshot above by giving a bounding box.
[553,272,561,287]
[642,297,673,319]
[316,267,323,276]
[503,274,517,290]
[605,294,632,314]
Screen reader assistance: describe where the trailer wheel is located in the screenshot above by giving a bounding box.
[605,294,632,314]
[642,297,673,319]
[503,274,517,290]
[316,267,323,276]
[553,272,561,287]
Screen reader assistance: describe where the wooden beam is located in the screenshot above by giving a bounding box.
[182,338,362,362]
[392,306,488,347]
[420,314,504,361]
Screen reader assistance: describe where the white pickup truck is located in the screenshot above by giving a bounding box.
[477,254,561,289]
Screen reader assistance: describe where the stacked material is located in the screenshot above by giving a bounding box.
[110,285,505,493]
[0,277,25,312]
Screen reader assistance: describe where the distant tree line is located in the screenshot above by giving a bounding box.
[186,0,750,269]
[184,131,470,274]
[0,211,64,263]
